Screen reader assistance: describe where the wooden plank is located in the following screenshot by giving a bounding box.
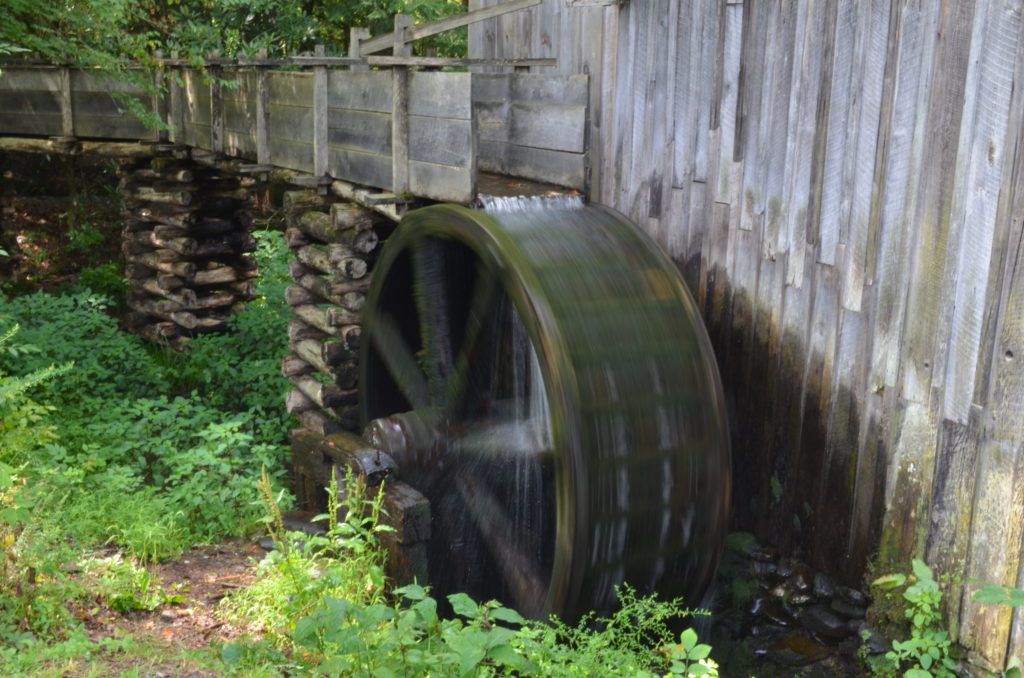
[329,109,392,156]
[327,71,391,112]
[759,0,797,265]
[960,224,1024,671]
[409,72,472,119]
[879,0,975,576]
[313,45,329,177]
[391,67,410,195]
[509,104,586,153]
[781,0,827,288]
[941,0,1022,425]
[210,64,224,154]
[510,74,589,106]
[409,161,473,204]
[254,51,271,164]
[816,0,857,265]
[869,0,940,392]
[840,0,889,312]
[60,67,73,137]
[329,148,392,192]
[359,0,543,55]
[409,116,472,169]
[734,0,769,233]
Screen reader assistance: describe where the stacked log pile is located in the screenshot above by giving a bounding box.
[120,152,258,349]
[281,190,383,435]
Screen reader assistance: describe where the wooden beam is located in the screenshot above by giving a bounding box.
[349,27,371,72]
[313,44,329,178]
[367,56,556,68]
[255,49,270,165]
[358,0,543,56]
[60,66,73,137]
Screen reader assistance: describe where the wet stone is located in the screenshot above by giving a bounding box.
[813,571,836,599]
[788,592,813,607]
[750,546,779,563]
[750,623,790,637]
[776,558,796,579]
[858,623,891,655]
[766,633,833,667]
[752,560,777,579]
[761,598,798,627]
[837,585,868,607]
[800,604,850,640]
[788,563,814,593]
[831,598,867,619]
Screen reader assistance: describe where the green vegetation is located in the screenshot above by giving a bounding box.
[0,0,469,67]
[0,227,292,656]
[865,559,958,678]
[218,467,719,677]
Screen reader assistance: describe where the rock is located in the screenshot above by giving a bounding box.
[776,558,796,579]
[831,598,867,619]
[789,592,813,606]
[837,585,868,606]
[750,623,789,637]
[813,571,837,599]
[858,622,891,655]
[752,560,777,579]
[761,598,798,627]
[766,633,833,667]
[788,562,814,593]
[800,604,851,640]
[750,546,779,563]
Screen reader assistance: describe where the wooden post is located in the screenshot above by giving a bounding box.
[169,51,184,145]
[153,51,168,143]
[59,66,74,138]
[349,27,371,71]
[391,15,413,196]
[313,44,329,179]
[209,51,224,155]
[256,48,271,165]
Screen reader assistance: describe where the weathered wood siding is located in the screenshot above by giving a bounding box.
[470,0,1024,669]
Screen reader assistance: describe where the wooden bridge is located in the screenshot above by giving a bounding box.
[4,0,1024,671]
[0,7,588,205]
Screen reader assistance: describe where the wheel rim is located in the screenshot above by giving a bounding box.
[361,203,730,620]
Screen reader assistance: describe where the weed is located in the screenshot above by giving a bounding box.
[866,559,957,677]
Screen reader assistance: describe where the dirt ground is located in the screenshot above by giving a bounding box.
[82,539,265,650]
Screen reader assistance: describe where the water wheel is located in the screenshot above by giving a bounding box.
[360,201,730,621]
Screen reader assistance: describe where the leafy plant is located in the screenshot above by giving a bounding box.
[220,466,390,641]
[972,583,1024,677]
[867,559,958,678]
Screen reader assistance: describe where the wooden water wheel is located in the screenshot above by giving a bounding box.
[360,202,730,621]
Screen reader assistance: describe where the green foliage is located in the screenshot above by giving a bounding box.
[866,559,958,678]
[221,467,391,641]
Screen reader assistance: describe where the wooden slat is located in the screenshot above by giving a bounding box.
[360,0,542,55]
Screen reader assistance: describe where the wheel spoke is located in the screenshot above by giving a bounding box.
[445,263,500,413]
[412,237,454,402]
[369,310,431,410]
[455,472,547,615]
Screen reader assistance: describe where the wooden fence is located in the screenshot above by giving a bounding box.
[469,0,1024,670]
[0,58,587,204]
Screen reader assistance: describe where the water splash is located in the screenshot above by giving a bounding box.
[478,194,585,213]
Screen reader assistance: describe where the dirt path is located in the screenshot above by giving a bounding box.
[84,539,263,648]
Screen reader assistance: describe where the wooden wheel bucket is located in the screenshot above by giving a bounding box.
[360,202,730,620]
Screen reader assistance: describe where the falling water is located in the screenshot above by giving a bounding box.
[477,194,585,213]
